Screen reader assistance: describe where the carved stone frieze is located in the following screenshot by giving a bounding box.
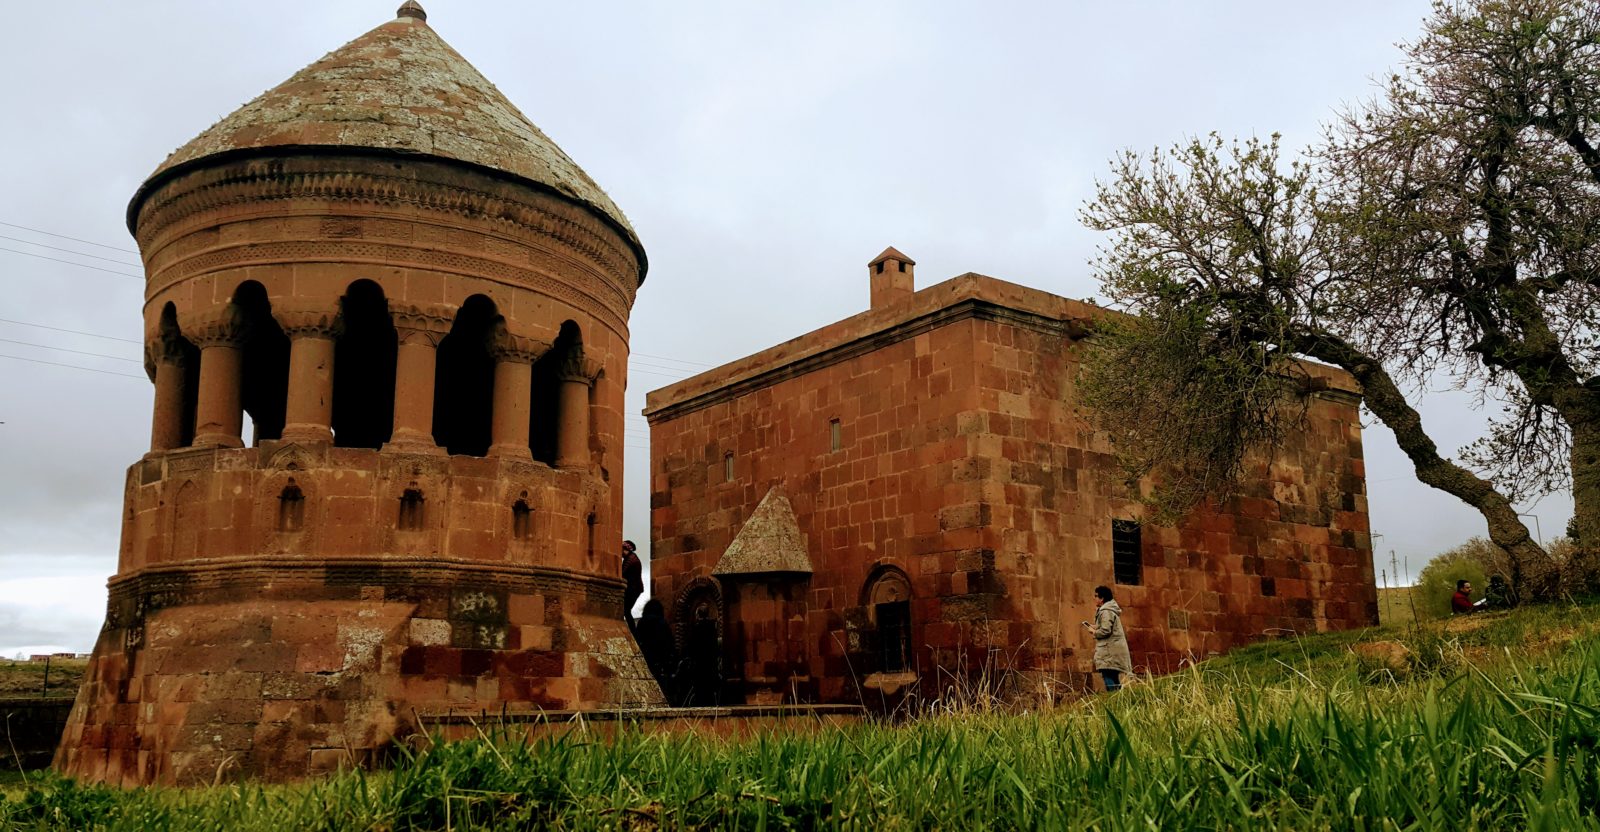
[557,351,603,384]
[274,304,345,339]
[180,304,251,348]
[489,326,552,365]
[133,160,641,309]
[391,301,458,347]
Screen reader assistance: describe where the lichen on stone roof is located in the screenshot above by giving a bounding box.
[713,487,813,576]
[142,7,638,253]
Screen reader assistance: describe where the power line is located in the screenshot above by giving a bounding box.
[0,353,145,380]
[0,318,141,344]
[0,247,142,280]
[632,351,714,368]
[0,338,141,363]
[0,234,142,268]
[0,220,139,254]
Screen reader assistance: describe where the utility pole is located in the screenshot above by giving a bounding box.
[41,655,50,697]
[1402,553,1419,624]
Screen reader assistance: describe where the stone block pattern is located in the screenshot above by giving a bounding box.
[647,275,1376,705]
[58,447,658,786]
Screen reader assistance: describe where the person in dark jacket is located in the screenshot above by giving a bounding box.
[633,599,677,700]
[621,540,644,626]
[1451,579,1475,614]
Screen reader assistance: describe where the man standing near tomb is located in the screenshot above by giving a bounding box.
[1085,585,1133,692]
[622,540,644,626]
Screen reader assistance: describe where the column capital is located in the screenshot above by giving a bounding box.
[143,333,190,375]
[275,304,344,340]
[557,350,603,384]
[489,327,551,365]
[181,305,251,349]
[392,302,457,347]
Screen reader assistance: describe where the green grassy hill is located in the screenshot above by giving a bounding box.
[4,601,1598,830]
[0,660,85,700]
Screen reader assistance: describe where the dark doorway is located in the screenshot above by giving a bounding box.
[432,295,498,456]
[332,280,397,448]
[233,281,289,444]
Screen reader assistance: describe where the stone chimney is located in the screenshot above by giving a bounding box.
[868,246,915,309]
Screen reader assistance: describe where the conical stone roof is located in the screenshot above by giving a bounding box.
[134,5,640,259]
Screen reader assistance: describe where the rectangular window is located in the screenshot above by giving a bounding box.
[829,419,842,452]
[723,452,735,482]
[876,600,912,672]
[1112,519,1142,586]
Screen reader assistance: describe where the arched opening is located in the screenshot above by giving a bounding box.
[278,480,305,532]
[673,578,725,707]
[398,485,425,531]
[585,511,598,567]
[432,295,497,456]
[171,480,202,563]
[512,497,532,540]
[863,567,914,674]
[233,282,289,444]
[332,280,397,449]
[157,303,201,447]
[529,320,581,464]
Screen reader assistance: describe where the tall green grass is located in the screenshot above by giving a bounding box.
[4,602,1598,830]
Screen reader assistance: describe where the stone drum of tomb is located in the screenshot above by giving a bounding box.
[55,3,659,786]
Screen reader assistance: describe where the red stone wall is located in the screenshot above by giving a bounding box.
[59,152,657,785]
[647,275,1375,705]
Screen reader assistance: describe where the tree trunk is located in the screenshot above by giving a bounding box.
[1567,414,1600,592]
[1299,334,1552,591]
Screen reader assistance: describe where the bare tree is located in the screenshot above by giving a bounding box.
[1080,0,1600,597]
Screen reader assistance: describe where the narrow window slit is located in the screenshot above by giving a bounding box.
[512,499,532,540]
[278,481,305,532]
[399,486,425,531]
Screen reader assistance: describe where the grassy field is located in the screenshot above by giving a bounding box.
[3,601,1598,830]
[0,660,85,699]
[1376,586,1418,626]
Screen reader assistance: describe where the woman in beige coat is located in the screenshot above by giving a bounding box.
[1084,585,1133,691]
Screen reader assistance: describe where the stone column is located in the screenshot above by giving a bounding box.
[556,352,602,470]
[186,306,250,449]
[383,303,455,454]
[278,307,343,444]
[145,335,190,452]
[487,328,549,459]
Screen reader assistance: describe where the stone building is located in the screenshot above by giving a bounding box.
[56,3,659,786]
[645,250,1376,706]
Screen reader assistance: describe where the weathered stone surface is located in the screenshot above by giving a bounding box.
[58,4,658,787]
[646,256,1376,706]
[713,487,812,575]
[139,7,640,260]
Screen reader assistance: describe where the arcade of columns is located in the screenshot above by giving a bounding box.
[145,300,599,465]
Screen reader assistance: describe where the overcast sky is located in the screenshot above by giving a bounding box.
[0,1,1569,656]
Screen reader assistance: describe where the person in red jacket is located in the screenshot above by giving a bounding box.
[1451,579,1475,615]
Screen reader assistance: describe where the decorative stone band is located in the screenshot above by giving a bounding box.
[557,352,603,385]
[131,157,641,327]
[102,555,627,625]
[391,302,458,347]
[489,327,552,365]
[274,305,345,340]
[179,304,252,349]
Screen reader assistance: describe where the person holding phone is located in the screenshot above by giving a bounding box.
[1083,585,1133,692]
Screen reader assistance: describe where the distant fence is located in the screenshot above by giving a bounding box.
[2,697,74,770]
